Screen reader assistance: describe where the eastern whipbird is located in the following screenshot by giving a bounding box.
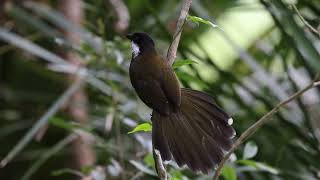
[127,32,235,173]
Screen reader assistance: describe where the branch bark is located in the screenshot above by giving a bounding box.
[154,150,167,180]
[153,1,193,178]
[166,0,193,65]
[213,78,320,180]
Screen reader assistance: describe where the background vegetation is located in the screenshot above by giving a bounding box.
[0,0,319,179]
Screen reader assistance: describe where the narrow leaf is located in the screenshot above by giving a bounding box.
[49,117,92,132]
[128,123,152,134]
[256,162,279,175]
[49,117,75,131]
[172,59,198,69]
[51,168,83,177]
[187,15,218,28]
[236,159,259,169]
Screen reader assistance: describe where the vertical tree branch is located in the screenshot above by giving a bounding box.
[153,1,193,179]
[166,0,193,65]
[154,150,167,180]
[213,79,320,180]
[58,0,96,179]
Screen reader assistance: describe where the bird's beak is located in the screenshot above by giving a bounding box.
[126,34,133,40]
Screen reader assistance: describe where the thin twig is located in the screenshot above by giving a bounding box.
[292,5,320,37]
[166,0,193,65]
[154,150,167,180]
[213,79,320,180]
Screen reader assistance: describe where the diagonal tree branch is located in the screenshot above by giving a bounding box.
[213,77,320,180]
[166,0,193,65]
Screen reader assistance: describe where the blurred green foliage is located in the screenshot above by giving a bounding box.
[0,0,319,180]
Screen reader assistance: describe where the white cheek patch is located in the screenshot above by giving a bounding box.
[131,42,140,58]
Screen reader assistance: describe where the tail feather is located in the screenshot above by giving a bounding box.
[174,113,213,171]
[183,89,231,124]
[180,101,225,165]
[152,113,171,161]
[151,88,235,173]
[184,89,235,138]
[187,100,233,150]
[167,115,191,167]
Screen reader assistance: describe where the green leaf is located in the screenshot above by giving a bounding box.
[236,159,259,169]
[243,141,258,159]
[80,165,94,175]
[187,15,218,28]
[143,153,155,168]
[172,59,198,69]
[221,165,237,180]
[49,117,92,132]
[51,168,80,176]
[128,123,152,134]
[49,117,76,131]
[255,162,279,175]
[169,169,184,180]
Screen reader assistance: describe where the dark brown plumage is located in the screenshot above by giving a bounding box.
[127,32,235,173]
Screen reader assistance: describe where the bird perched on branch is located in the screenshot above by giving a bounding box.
[127,32,235,173]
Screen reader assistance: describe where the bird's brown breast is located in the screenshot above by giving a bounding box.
[129,51,181,115]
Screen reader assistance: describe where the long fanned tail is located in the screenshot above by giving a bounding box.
[151,88,235,173]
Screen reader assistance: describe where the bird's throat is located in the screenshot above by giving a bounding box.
[131,42,140,58]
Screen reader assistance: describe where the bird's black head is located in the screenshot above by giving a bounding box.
[126,32,155,57]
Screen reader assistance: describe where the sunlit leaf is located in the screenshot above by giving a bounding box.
[243,141,258,159]
[172,59,198,69]
[128,123,152,134]
[187,15,218,28]
[221,165,237,180]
